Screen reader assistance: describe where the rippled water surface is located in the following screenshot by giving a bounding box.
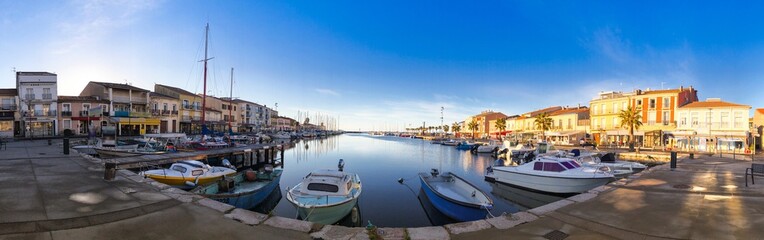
[264,133,564,227]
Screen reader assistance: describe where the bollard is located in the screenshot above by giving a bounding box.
[689,153,694,159]
[670,151,677,170]
[104,162,117,180]
[63,138,69,155]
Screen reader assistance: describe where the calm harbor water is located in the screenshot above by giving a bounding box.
[262,133,566,228]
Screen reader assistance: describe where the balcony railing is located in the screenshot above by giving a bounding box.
[130,112,151,118]
[171,110,178,115]
[151,110,161,116]
[24,110,57,117]
[24,94,35,100]
[111,96,147,103]
[0,105,16,111]
[161,110,170,115]
[79,111,90,117]
[61,111,72,117]
[42,93,52,100]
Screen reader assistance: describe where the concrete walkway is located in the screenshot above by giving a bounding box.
[2,140,763,240]
[455,155,764,240]
[0,140,309,240]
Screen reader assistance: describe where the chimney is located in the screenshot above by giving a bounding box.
[578,103,581,108]
[680,85,684,91]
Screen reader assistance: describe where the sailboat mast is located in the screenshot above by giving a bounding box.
[228,67,233,132]
[201,23,210,128]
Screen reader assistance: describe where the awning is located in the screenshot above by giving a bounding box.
[114,117,160,125]
[71,117,101,121]
[663,130,696,136]
[605,130,644,136]
[710,131,747,137]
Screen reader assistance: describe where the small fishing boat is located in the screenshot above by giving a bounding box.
[190,166,283,209]
[286,160,362,225]
[476,140,502,153]
[441,139,460,146]
[455,141,478,150]
[94,146,165,158]
[419,169,493,222]
[140,160,236,189]
[572,151,647,178]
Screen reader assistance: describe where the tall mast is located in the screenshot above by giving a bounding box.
[200,23,213,131]
[228,67,233,133]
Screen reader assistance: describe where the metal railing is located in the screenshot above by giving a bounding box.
[42,93,52,100]
[61,111,72,117]
[79,111,89,117]
[0,105,16,111]
[24,94,35,100]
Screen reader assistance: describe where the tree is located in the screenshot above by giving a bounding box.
[467,120,479,139]
[618,106,643,151]
[452,122,461,135]
[495,118,507,139]
[534,113,553,141]
[442,124,450,134]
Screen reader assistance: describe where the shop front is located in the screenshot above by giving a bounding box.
[114,117,160,136]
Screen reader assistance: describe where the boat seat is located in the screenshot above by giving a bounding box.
[570,149,580,157]
[746,163,764,187]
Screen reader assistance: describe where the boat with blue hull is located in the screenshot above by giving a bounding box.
[419,170,493,222]
[455,141,478,150]
[286,161,362,225]
[191,167,283,209]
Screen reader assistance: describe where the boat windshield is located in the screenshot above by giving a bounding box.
[533,162,567,172]
[307,183,339,193]
[560,161,581,169]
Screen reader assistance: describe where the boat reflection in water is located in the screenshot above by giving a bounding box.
[252,184,283,214]
[417,189,457,226]
[488,182,570,210]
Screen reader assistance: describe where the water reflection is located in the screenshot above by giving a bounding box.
[273,134,544,227]
[488,182,569,210]
[252,184,283,214]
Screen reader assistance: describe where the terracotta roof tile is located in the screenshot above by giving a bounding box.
[550,107,589,116]
[680,101,750,109]
[90,81,150,92]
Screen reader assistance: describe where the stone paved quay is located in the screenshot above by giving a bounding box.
[2,139,763,240]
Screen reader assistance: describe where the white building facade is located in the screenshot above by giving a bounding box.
[673,98,751,152]
[17,72,58,137]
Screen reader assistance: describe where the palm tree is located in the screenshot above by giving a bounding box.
[618,106,643,151]
[534,113,553,141]
[452,122,461,136]
[467,120,479,139]
[495,118,507,140]
[442,124,450,134]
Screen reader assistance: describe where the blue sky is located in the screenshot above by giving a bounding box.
[2,1,763,130]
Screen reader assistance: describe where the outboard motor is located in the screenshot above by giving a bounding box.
[222,159,235,170]
[430,168,440,177]
[338,159,345,171]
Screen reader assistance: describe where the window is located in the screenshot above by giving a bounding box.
[153,103,158,110]
[601,118,607,129]
[679,113,687,126]
[63,120,71,129]
[171,165,187,173]
[234,106,236,111]
[706,112,712,125]
[734,112,743,128]
[191,170,203,176]
[663,97,670,108]
[222,104,226,109]
[691,112,699,126]
[662,111,670,125]
[567,119,572,129]
[183,100,189,107]
[307,183,339,192]
[533,162,543,170]
[649,99,656,109]
[62,103,71,112]
[593,105,598,115]
[648,111,656,125]
[558,119,562,129]
[636,100,642,106]
[163,103,168,111]
[613,103,618,113]
[613,117,619,128]
[601,104,606,114]
[720,112,729,128]
[172,104,177,111]
[622,102,627,111]
[83,103,90,111]
[542,162,566,172]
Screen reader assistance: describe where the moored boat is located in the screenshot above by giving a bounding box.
[455,141,478,150]
[476,140,502,153]
[190,166,283,209]
[286,163,362,225]
[489,153,615,194]
[140,160,236,189]
[419,170,493,222]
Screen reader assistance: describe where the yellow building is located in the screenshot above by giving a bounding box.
[149,92,180,133]
[154,84,204,134]
[462,110,507,139]
[506,106,562,142]
[754,108,764,150]
[80,82,160,135]
[545,106,589,145]
[589,86,698,148]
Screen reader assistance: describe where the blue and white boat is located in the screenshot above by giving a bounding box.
[455,141,478,150]
[286,166,362,225]
[190,166,283,209]
[419,170,493,222]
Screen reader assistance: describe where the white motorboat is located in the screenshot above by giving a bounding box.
[476,140,502,153]
[508,143,535,158]
[489,153,615,194]
[270,132,291,139]
[286,162,362,225]
[140,160,237,189]
[573,151,647,178]
[441,139,460,146]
